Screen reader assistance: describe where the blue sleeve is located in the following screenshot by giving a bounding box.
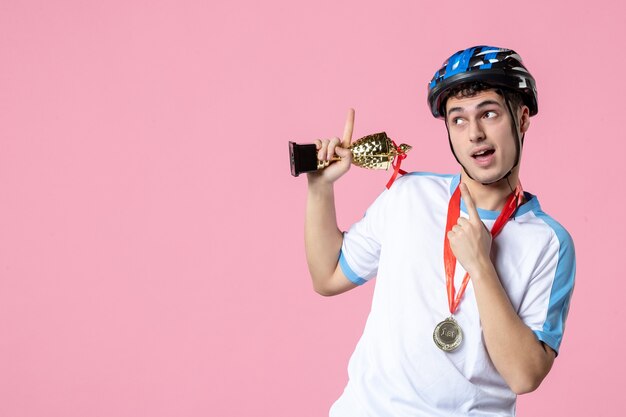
[532,217,576,355]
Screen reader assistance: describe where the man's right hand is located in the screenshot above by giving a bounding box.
[307,109,355,185]
[304,108,359,296]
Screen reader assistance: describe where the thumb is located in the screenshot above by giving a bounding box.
[335,145,352,160]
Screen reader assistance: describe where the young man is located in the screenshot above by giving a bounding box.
[304,46,575,416]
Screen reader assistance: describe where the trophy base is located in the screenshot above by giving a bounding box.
[289,141,319,177]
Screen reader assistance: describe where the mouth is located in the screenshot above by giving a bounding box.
[472,147,495,158]
[470,147,495,165]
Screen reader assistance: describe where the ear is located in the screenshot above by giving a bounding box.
[519,106,531,133]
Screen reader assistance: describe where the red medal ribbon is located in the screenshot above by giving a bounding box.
[443,183,523,314]
[385,141,409,189]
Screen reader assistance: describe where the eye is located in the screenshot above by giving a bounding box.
[483,111,498,119]
[451,117,465,126]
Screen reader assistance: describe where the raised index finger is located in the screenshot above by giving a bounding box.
[341,108,355,148]
[459,183,479,222]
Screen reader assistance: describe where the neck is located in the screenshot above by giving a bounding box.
[460,170,520,211]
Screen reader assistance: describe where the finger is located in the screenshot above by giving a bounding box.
[327,137,340,160]
[341,108,355,148]
[460,183,480,221]
[314,139,322,150]
[317,139,329,161]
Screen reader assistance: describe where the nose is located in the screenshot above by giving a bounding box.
[468,118,485,142]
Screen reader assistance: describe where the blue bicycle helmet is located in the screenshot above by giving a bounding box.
[427,46,538,119]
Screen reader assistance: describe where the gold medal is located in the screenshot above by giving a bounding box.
[433,317,462,352]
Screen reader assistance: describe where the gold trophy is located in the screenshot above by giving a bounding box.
[289,132,411,177]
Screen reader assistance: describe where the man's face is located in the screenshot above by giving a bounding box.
[445,90,528,185]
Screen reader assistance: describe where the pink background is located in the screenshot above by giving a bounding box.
[1,0,623,416]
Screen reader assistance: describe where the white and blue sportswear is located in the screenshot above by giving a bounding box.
[330,172,576,417]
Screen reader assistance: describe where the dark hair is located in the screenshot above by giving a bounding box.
[442,81,525,117]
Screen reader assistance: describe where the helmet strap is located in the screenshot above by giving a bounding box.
[503,92,522,174]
